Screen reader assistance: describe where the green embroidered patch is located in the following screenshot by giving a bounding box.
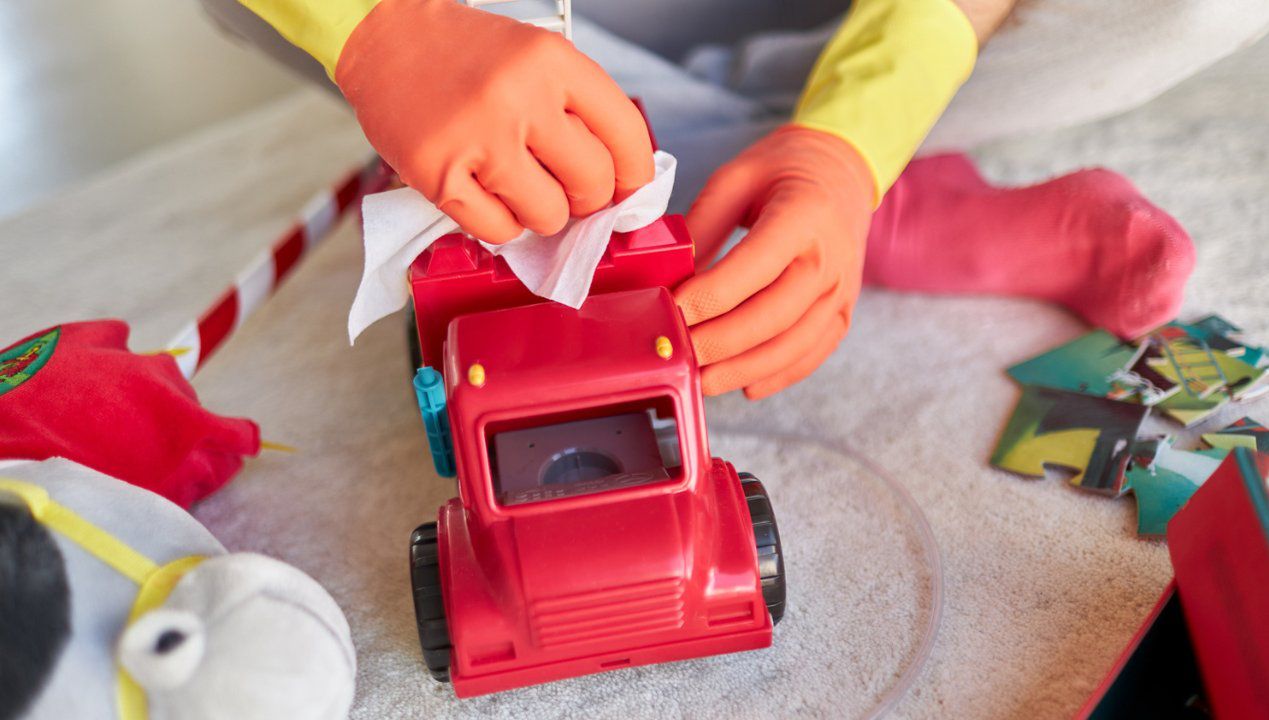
[0,327,60,398]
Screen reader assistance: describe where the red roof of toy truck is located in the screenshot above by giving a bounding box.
[444,286,695,406]
[409,215,694,369]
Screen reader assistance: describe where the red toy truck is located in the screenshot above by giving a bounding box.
[405,215,785,697]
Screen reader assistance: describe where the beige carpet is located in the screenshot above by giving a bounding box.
[2,38,1267,719]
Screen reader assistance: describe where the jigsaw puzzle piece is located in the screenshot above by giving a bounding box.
[1125,439,1228,537]
[1202,417,1269,452]
[1142,326,1232,399]
[992,385,1150,495]
[1149,320,1267,401]
[1174,315,1268,369]
[1005,329,1180,406]
[1155,393,1230,427]
[1108,346,1179,405]
[1007,330,1139,397]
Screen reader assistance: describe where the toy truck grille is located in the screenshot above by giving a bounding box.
[531,577,686,648]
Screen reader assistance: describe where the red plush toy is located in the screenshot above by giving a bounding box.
[0,320,259,507]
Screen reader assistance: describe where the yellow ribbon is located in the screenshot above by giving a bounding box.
[0,479,159,584]
[117,556,207,720]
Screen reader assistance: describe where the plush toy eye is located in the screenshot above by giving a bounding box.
[118,608,206,690]
[154,629,186,655]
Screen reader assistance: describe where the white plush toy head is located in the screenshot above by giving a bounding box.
[118,553,355,720]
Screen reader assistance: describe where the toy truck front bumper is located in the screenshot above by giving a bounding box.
[451,620,772,698]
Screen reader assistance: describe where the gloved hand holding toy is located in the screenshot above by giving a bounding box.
[677,0,1192,397]
[676,127,873,399]
[674,0,980,397]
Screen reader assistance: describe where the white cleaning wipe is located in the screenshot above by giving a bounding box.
[348,151,677,344]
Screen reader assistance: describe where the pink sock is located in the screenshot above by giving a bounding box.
[863,154,1196,339]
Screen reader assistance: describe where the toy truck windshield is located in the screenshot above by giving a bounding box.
[487,398,683,507]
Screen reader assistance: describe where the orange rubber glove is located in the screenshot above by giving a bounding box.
[675,126,873,399]
[333,0,655,243]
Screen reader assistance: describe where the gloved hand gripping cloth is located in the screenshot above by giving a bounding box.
[0,321,260,508]
[349,151,677,343]
[236,0,655,244]
[793,0,978,202]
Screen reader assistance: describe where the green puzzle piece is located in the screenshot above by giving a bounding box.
[1125,441,1228,537]
[1007,329,1138,397]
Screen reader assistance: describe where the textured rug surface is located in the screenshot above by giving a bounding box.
[1,37,1267,719]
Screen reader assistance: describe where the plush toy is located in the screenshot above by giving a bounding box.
[0,458,355,720]
[0,320,260,508]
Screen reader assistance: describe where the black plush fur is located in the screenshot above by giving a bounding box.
[0,502,71,720]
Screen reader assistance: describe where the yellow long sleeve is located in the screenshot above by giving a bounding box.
[793,0,978,204]
[236,0,380,76]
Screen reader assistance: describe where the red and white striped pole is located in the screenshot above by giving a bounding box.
[166,157,392,378]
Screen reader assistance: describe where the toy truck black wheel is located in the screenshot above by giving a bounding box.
[410,522,453,682]
[740,473,785,626]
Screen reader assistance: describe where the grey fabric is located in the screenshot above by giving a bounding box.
[572,0,849,61]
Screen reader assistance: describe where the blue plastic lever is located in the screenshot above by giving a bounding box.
[413,366,456,478]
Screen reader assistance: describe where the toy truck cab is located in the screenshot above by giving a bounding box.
[407,218,785,697]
